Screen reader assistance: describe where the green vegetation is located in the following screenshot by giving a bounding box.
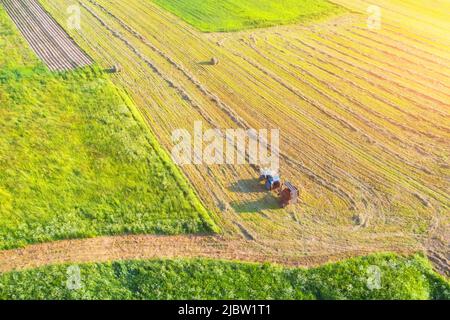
[152,0,346,32]
[0,8,218,249]
[0,254,448,300]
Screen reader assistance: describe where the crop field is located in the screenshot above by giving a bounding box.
[33,0,450,275]
[1,0,92,71]
[0,0,449,301]
[152,0,346,32]
[0,5,217,249]
[1,254,449,300]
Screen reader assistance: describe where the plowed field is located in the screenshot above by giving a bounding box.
[2,0,92,71]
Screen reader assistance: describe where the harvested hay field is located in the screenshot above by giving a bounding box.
[1,0,92,71]
[37,0,450,266]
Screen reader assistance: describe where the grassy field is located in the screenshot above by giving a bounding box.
[152,0,346,32]
[0,253,448,300]
[0,7,217,249]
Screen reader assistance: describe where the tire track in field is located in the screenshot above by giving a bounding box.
[0,234,416,273]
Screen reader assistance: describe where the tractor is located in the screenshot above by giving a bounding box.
[259,170,299,208]
[259,169,281,191]
[279,182,299,208]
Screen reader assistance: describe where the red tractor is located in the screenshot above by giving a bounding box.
[279,182,299,208]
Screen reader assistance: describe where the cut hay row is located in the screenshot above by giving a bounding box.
[380,22,450,59]
[226,36,449,200]
[76,0,365,228]
[243,39,437,176]
[329,29,450,100]
[289,36,449,124]
[1,0,91,71]
[332,0,450,47]
[348,27,450,72]
[337,29,450,82]
[57,1,259,236]
[287,38,448,140]
[298,36,450,118]
[316,30,450,104]
[39,0,449,260]
[264,39,431,149]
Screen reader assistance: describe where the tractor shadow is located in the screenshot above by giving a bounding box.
[198,59,218,66]
[230,193,281,214]
[104,67,119,74]
[228,178,280,213]
[228,179,281,213]
[228,178,266,194]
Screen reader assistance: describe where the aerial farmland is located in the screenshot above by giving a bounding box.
[0,0,448,302]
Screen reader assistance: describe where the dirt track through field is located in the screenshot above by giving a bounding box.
[0,234,416,273]
[1,0,92,71]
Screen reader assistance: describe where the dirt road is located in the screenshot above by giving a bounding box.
[0,234,416,273]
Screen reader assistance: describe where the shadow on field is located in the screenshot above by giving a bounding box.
[230,193,281,214]
[228,179,266,194]
[198,59,218,66]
